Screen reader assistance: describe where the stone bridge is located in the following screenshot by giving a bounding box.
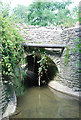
[20,24,80,90]
[0,25,81,119]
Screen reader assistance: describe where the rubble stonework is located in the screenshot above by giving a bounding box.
[20,24,80,91]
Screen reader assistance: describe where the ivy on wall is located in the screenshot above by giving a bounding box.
[0,16,26,96]
[72,37,81,72]
[64,37,81,68]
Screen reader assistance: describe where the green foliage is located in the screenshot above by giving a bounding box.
[13,5,28,23]
[26,0,74,26]
[72,37,81,53]
[64,46,69,65]
[72,6,79,22]
[0,1,10,18]
[12,0,77,27]
[0,3,26,96]
[72,37,81,70]
[37,53,48,77]
[32,49,48,84]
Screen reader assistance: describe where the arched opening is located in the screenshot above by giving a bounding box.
[24,54,58,87]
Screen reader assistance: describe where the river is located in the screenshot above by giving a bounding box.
[10,86,81,118]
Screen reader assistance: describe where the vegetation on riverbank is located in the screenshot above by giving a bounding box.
[0,1,26,97]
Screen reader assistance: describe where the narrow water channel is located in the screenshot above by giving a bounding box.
[10,86,81,118]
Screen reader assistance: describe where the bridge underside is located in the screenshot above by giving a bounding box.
[23,54,58,87]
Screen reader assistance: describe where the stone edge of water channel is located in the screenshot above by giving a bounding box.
[48,81,81,99]
[2,80,81,119]
[2,91,17,119]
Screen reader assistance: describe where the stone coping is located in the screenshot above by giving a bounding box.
[48,81,81,99]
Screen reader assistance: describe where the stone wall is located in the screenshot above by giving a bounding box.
[0,82,8,119]
[0,83,3,120]
[19,24,80,91]
[59,26,81,90]
[19,24,63,44]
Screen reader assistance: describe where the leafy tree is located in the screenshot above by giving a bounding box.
[0,1,10,18]
[13,5,28,23]
[72,6,79,23]
[12,0,77,26]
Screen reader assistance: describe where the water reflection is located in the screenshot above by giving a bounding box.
[10,86,81,118]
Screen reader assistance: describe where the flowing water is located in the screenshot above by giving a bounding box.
[10,86,81,118]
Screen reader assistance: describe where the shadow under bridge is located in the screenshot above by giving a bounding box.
[21,43,65,87]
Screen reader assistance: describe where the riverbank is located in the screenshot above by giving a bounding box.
[48,81,81,99]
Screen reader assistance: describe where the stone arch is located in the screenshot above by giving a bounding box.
[47,54,61,73]
[24,53,59,86]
